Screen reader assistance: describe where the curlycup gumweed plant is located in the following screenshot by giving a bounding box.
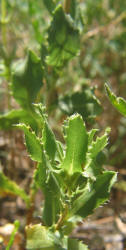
[19,104,117,249]
[1,104,117,249]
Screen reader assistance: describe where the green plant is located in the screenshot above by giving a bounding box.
[1,1,124,248]
[1,0,126,129]
[105,83,126,193]
[0,104,117,249]
[0,2,102,133]
[105,83,126,117]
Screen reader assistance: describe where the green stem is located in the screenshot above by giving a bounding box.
[1,0,7,48]
[1,0,12,110]
[6,220,20,250]
[26,175,38,224]
[55,204,68,230]
[64,0,71,14]
[45,69,58,112]
[6,73,12,110]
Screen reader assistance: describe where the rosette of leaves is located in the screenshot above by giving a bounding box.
[16,104,116,249]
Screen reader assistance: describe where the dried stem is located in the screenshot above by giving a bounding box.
[83,11,126,42]
[64,0,71,14]
[26,177,37,225]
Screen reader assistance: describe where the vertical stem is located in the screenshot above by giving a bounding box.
[26,191,35,225]
[1,0,7,48]
[26,180,37,225]
[1,0,12,110]
[64,0,71,14]
[55,204,68,230]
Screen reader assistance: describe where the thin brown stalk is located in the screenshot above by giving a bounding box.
[64,0,71,14]
[83,11,126,42]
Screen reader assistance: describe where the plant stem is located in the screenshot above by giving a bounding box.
[1,0,12,110]
[55,204,68,230]
[26,173,38,224]
[82,11,126,42]
[26,190,36,224]
[1,0,7,48]
[64,0,71,14]
[6,220,20,250]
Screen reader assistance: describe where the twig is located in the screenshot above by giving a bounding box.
[26,178,37,225]
[64,0,71,14]
[115,216,126,235]
[83,11,126,42]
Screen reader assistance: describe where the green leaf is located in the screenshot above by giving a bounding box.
[16,124,42,162]
[11,50,43,108]
[84,128,110,180]
[35,149,61,194]
[42,191,61,226]
[59,88,102,120]
[88,128,98,145]
[46,5,80,67]
[69,0,76,19]
[61,114,88,175]
[35,153,62,226]
[0,171,29,206]
[56,141,64,162]
[43,0,59,14]
[68,238,88,250]
[42,120,57,161]
[26,224,63,250]
[0,109,24,130]
[42,120,63,163]
[0,109,39,132]
[105,83,126,117]
[34,103,63,163]
[35,162,47,191]
[70,171,117,218]
[88,127,110,159]
[42,168,62,226]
